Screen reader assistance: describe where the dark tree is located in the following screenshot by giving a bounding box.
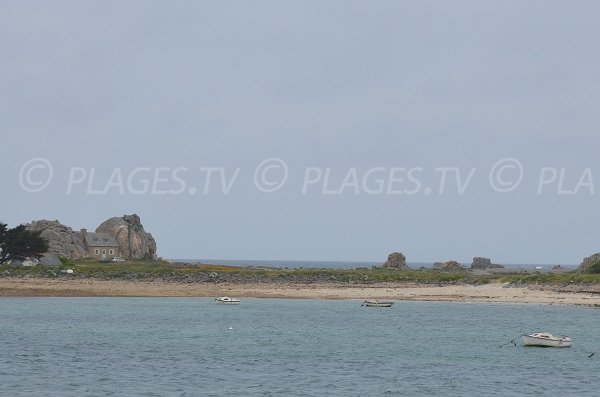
[0,222,6,243]
[0,223,48,264]
[0,222,6,259]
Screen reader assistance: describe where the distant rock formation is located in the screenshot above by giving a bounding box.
[25,220,87,259]
[471,257,504,269]
[578,253,600,273]
[96,214,157,260]
[383,252,410,270]
[434,260,464,270]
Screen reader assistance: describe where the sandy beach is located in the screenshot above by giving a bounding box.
[1,278,599,306]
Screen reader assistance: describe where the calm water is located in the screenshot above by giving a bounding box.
[1,298,599,396]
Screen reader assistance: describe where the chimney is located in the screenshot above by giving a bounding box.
[80,229,88,249]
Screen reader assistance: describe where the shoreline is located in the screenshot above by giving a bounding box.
[1,278,600,306]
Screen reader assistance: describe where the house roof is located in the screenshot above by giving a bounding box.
[84,232,119,247]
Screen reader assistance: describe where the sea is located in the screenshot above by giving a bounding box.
[1,297,599,396]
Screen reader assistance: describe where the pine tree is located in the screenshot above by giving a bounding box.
[0,223,48,264]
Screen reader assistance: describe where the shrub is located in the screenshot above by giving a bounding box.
[586,260,600,274]
[58,256,75,267]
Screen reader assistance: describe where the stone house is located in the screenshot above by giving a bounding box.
[80,229,120,259]
[24,215,156,261]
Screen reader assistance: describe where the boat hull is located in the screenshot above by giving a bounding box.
[522,334,572,347]
[363,301,394,307]
[215,297,241,305]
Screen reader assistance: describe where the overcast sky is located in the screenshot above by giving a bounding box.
[2,1,600,264]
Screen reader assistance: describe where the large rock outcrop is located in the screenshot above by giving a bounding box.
[96,214,157,260]
[383,252,410,270]
[25,220,87,259]
[578,253,600,273]
[471,257,504,269]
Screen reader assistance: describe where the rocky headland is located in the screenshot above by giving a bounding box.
[25,214,157,260]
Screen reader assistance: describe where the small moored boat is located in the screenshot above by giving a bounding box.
[522,332,572,347]
[361,300,394,308]
[215,297,240,305]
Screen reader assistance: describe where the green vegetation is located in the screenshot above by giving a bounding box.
[585,260,600,274]
[0,222,48,264]
[4,258,600,285]
[498,272,600,284]
[59,256,75,267]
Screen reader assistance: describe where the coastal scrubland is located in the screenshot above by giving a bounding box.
[3,260,600,305]
[2,258,600,286]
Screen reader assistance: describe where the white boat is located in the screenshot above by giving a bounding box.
[361,300,394,307]
[215,297,240,305]
[521,332,572,347]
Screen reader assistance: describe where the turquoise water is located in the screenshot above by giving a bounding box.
[1,298,599,396]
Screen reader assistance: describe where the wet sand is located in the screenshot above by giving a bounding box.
[1,278,600,306]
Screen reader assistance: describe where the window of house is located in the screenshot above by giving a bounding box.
[102,249,106,255]
[109,249,114,255]
[95,249,99,255]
